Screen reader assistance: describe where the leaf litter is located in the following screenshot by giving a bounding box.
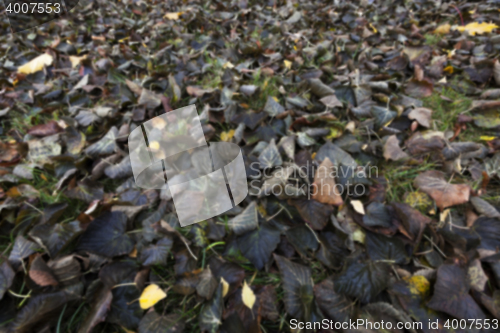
[0,0,500,332]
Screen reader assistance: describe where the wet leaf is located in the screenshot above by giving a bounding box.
[238,223,280,270]
[140,237,173,266]
[77,211,134,257]
[428,263,486,320]
[334,256,390,303]
[365,231,409,264]
[0,261,15,300]
[77,285,113,333]
[199,282,223,332]
[363,202,391,228]
[139,312,185,333]
[258,139,282,169]
[85,126,118,157]
[273,254,313,319]
[291,199,334,230]
[314,278,351,323]
[228,201,258,235]
[264,96,285,117]
[29,221,82,258]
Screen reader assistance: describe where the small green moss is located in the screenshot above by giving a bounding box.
[424,33,440,46]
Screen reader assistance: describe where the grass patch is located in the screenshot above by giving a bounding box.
[383,160,437,203]
[421,85,486,142]
[248,70,280,111]
[424,33,440,46]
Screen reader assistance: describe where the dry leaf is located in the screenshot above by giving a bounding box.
[69,55,87,68]
[164,12,182,20]
[453,22,499,36]
[18,53,54,74]
[434,23,451,34]
[414,171,471,210]
[139,284,167,309]
[221,277,229,297]
[351,200,365,215]
[494,59,500,86]
[383,135,409,161]
[408,107,432,128]
[242,281,256,310]
[220,130,235,142]
[312,157,343,206]
[284,60,292,69]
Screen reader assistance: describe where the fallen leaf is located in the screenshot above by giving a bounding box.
[434,23,451,34]
[408,107,432,128]
[241,281,256,310]
[312,157,343,206]
[221,277,229,297]
[164,12,182,20]
[383,135,409,161]
[414,170,471,210]
[453,22,499,36]
[351,200,365,215]
[139,284,167,309]
[18,53,54,74]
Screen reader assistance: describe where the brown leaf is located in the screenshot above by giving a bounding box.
[29,255,59,287]
[414,170,470,210]
[383,135,409,161]
[408,107,432,128]
[27,121,63,137]
[405,78,433,98]
[311,157,343,206]
[494,59,500,86]
[320,94,343,108]
[77,285,112,333]
[0,142,21,166]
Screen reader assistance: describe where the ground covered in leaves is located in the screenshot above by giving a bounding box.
[1,0,500,332]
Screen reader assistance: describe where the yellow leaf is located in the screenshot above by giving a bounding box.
[434,23,451,34]
[454,22,499,36]
[257,204,267,217]
[272,96,279,102]
[352,225,366,244]
[311,152,316,159]
[164,12,182,20]
[404,275,430,296]
[69,55,86,68]
[139,284,167,309]
[369,23,377,33]
[443,65,454,74]
[325,126,343,140]
[351,200,365,215]
[220,130,235,142]
[223,61,234,69]
[480,136,496,141]
[18,53,54,74]
[446,48,456,59]
[149,141,160,151]
[242,281,256,310]
[221,277,229,297]
[284,60,292,69]
[129,246,137,258]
